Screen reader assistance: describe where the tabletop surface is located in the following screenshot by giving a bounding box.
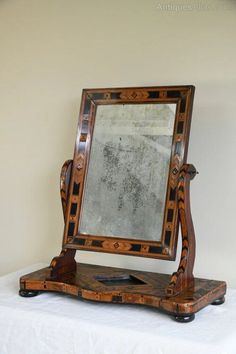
[0,264,235,354]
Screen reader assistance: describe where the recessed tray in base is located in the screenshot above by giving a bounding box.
[19,263,226,322]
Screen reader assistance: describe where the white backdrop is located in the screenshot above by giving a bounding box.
[0,0,236,287]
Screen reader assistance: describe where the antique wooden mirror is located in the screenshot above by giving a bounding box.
[20,86,226,322]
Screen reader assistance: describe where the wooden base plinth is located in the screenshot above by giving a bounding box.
[19,263,226,321]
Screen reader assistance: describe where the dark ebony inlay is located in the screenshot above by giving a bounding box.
[78,141,86,153]
[111,92,121,99]
[91,93,104,100]
[112,295,123,302]
[70,203,77,215]
[148,91,160,99]
[149,246,162,253]
[165,231,172,246]
[83,99,91,114]
[92,240,103,247]
[73,238,85,245]
[177,121,184,134]
[175,141,182,155]
[167,91,181,98]
[167,209,174,222]
[68,222,75,236]
[81,120,89,133]
[180,95,186,113]
[169,188,176,201]
[73,182,80,195]
[131,244,141,252]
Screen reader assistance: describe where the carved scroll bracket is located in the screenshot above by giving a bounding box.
[166,164,198,297]
[49,159,76,279]
[49,249,76,279]
[60,159,73,221]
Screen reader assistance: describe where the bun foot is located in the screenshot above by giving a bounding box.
[211,296,225,305]
[19,290,40,297]
[174,314,195,323]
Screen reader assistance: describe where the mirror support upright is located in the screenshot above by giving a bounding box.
[49,159,76,279]
[166,164,197,296]
[60,159,73,221]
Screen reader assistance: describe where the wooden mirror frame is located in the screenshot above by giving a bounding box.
[63,86,195,260]
[19,85,226,323]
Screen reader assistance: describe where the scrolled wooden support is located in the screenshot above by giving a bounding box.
[49,249,76,279]
[48,160,75,279]
[166,164,197,297]
[60,159,73,221]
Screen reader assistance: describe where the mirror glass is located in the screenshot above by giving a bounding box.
[79,103,176,241]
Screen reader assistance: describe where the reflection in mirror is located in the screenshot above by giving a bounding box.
[79,103,176,241]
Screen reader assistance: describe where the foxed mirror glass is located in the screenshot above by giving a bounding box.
[80,103,176,241]
[65,87,194,260]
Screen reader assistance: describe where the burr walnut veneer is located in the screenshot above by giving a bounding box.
[20,86,226,322]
